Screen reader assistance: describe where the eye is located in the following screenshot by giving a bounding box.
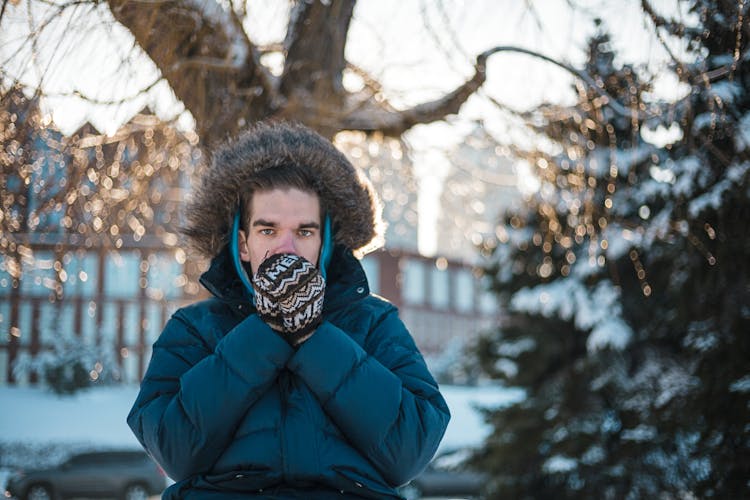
[298,229,314,237]
[259,228,275,236]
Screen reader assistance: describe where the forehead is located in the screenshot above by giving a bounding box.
[249,188,321,222]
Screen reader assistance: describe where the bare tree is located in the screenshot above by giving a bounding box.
[0,0,500,145]
[2,0,655,148]
[114,0,508,143]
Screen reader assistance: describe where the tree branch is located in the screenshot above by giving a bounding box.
[106,0,276,145]
[337,47,488,135]
[54,77,164,106]
[280,0,355,100]
[0,0,9,28]
[341,44,663,137]
[640,0,691,77]
[483,46,647,119]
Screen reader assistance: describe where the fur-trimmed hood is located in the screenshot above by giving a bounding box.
[182,121,384,259]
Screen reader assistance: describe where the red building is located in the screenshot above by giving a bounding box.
[1,91,499,386]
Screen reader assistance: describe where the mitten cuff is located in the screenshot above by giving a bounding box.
[281,316,323,347]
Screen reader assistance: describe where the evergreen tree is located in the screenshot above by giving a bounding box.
[475,3,749,498]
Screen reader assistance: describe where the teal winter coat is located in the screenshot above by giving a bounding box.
[127,245,450,499]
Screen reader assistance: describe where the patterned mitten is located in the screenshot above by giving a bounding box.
[252,253,326,346]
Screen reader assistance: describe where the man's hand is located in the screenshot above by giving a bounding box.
[252,253,326,346]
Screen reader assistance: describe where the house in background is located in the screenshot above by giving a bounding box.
[1,87,200,385]
[338,126,515,373]
[361,249,499,360]
[334,130,420,253]
[438,123,524,265]
[0,90,509,386]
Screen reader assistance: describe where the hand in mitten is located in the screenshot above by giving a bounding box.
[252,253,326,346]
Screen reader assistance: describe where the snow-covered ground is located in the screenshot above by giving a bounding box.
[0,386,141,449]
[436,383,525,451]
[0,383,523,490]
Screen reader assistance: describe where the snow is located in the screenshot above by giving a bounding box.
[692,112,716,132]
[437,384,525,452]
[643,206,673,245]
[628,176,672,207]
[185,0,248,67]
[622,355,700,414]
[0,383,524,483]
[493,358,519,378]
[612,144,654,176]
[0,386,140,448]
[736,112,750,151]
[581,445,605,465]
[542,454,577,473]
[0,386,143,490]
[621,424,657,442]
[603,225,640,260]
[672,156,704,196]
[706,80,743,104]
[689,162,749,217]
[729,375,750,393]
[510,277,633,352]
[682,322,719,352]
[495,337,536,357]
[587,317,632,351]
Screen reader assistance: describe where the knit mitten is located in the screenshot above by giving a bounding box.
[252,253,326,346]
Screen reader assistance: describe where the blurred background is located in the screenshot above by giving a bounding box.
[1,0,748,498]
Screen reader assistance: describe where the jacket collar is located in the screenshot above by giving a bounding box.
[199,244,370,313]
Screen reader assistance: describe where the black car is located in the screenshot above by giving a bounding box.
[399,447,487,499]
[4,449,167,500]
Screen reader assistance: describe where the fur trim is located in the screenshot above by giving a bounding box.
[182,121,384,258]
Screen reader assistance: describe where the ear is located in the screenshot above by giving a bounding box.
[238,229,251,262]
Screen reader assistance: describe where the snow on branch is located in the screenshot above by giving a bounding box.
[185,0,248,68]
[510,277,633,352]
[688,162,750,217]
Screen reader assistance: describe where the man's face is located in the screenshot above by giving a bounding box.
[239,188,323,274]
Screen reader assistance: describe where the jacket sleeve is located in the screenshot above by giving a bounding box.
[287,305,450,486]
[127,311,293,481]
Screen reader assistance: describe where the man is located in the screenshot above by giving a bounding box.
[127,121,450,499]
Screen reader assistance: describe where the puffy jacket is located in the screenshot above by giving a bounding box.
[127,244,450,498]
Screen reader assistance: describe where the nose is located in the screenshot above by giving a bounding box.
[274,232,297,255]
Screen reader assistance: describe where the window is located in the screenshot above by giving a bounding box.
[0,300,10,344]
[479,276,498,314]
[429,267,450,310]
[64,252,99,297]
[146,252,183,300]
[57,303,76,338]
[81,301,98,344]
[29,134,68,233]
[0,254,14,294]
[402,259,425,305]
[17,302,32,347]
[38,303,59,344]
[0,351,7,384]
[101,303,119,344]
[20,250,56,297]
[104,251,140,298]
[455,269,475,313]
[123,303,140,345]
[145,302,165,344]
[68,453,100,467]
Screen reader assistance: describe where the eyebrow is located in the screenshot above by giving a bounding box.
[252,219,320,230]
